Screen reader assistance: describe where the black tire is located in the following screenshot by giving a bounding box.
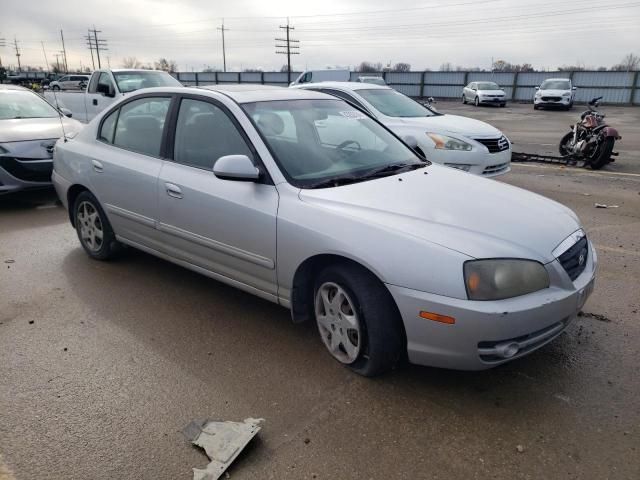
[559,132,574,156]
[500,103,506,108]
[589,137,615,170]
[73,191,120,260]
[533,104,539,110]
[313,263,405,377]
[474,96,480,107]
[462,94,467,104]
[52,85,60,91]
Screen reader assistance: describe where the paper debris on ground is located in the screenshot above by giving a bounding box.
[183,418,263,480]
[595,203,619,208]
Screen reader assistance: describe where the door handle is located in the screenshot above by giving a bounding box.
[92,99,98,106]
[91,160,104,173]
[165,182,183,199]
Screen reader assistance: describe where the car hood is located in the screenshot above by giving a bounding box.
[477,89,506,95]
[538,89,570,96]
[0,117,83,143]
[384,114,502,138]
[299,165,580,262]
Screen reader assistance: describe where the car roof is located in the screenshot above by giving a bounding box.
[0,84,30,91]
[197,84,332,103]
[543,78,571,81]
[295,81,390,92]
[134,85,334,103]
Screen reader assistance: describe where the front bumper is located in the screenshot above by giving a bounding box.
[534,96,571,106]
[426,145,511,177]
[478,96,506,105]
[387,240,597,370]
[0,157,53,194]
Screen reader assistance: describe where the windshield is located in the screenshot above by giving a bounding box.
[360,77,386,85]
[243,99,426,188]
[0,90,60,120]
[477,82,500,90]
[540,80,570,90]
[113,71,182,93]
[356,89,435,117]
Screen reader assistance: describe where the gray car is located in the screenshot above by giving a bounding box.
[0,85,83,194]
[462,81,507,107]
[52,85,596,375]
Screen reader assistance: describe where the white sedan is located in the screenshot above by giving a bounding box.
[294,82,511,176]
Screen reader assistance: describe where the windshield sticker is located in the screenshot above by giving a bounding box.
[339,111,367,120]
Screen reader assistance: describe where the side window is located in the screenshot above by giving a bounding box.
[301,72,312,83]
[59,76,69,82]
[87,74,99,93]
[113,97,171,156]
[173,99,253,170]
[99,109,118,143]
[322,89,368,112]
[97,72,114,94]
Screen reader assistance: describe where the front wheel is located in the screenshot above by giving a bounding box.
[73,191,120,260]
[500,103,506,108]
[559,132,574,156]
[474,96,480,107]
[589,137,615,170]
[314,264,404,377]
[462,94,467,104]
[52,85,60,91]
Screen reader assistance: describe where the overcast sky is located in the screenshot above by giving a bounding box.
[2,0,639,72]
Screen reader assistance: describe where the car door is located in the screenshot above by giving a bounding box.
[86,72,116,121]
[89,94,173,249]
[157,95,279,297]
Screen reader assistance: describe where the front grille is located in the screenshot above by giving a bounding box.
[558,236,588,281]
[475,136,510,153]
[0,157,53,183]
[541,96,562,102]
[483,162,509,175]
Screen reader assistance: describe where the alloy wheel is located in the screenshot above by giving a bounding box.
[77,201,104,252]
[315,282,361,364]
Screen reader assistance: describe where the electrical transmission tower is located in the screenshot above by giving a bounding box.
[217,20,228,72]
[86,27,108,69]
[275,19,299,83]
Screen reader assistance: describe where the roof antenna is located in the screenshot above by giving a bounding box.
[50,87,68,142]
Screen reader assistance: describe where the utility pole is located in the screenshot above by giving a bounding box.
[60,30,68,72]
[41,41,50,72]
[217,20,228,72]
[87,27,108,69]
[54,53,62,73]
[0,37,6,68]
[85,31,95,69]
[275,19,299,83]
[13,37,21,72]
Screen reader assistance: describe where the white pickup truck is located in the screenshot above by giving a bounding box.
[44,69,182,123]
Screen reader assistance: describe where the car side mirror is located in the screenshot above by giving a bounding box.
[403,135,419,149]
[572,86,577,90]
[213,155,261,182]
[535,86,539,90]
[60,107,73,118]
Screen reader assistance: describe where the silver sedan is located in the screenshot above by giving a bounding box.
[52,85,596,375]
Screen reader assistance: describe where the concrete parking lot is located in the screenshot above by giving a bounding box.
[1,110,639,479]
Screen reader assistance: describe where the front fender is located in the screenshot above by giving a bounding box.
[602,126,621,139]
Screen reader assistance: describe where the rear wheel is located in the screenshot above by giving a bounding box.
[462,94,467,104]
[313,264,404,377]
[73,191,120,260]
[589,137,615,170]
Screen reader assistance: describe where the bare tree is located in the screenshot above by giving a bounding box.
[280,64,289,72]
[357,61,383,72]
[611,53,640,71]
[392,62,411,72]
[122,57,143,69]
[154,58,177,72]
[243,68,263,72]
[439,62,453,72]
[558,65,586,72]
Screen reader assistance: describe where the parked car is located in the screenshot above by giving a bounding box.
[290,69,350,86]
[462,81,507,107]
[43,69,182,122]
[294,82,511,176]
[534,78,577,110]
[357,76,386,86]
[0,84,83,194]
[49,74,91,91]
[52,84,595,375]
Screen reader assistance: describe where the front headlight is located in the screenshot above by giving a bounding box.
[464,259,549,300]
[562,92,571,97]
[426,133,473,151]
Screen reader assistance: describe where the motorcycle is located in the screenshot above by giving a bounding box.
[559,96,621,169]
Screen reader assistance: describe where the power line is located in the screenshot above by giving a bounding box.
[276,18,299,83]
[217,20,228,72]
[87,26,108,69]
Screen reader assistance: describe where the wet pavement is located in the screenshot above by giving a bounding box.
[1,164,639,480]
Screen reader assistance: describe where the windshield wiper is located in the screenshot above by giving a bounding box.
[358,162,425,180]
[306,175,360,189]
